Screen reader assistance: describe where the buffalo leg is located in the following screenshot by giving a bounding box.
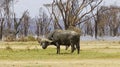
[76,43,80,54]
[71,44,75,53]
[56,43,60,54]
[65,45,69,50]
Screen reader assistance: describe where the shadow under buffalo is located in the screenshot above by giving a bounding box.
[48,52,73,55]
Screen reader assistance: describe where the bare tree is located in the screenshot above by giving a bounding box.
[3,0,13,31]
[21,11,30,37]
[97,6,120,36]
[13,11,28,39]
[83,16,93,36]
[90,6,120,37]
[0,10,5,40]
[0,0,17,40]
[45,0,103,29]
[108,6,120,36]
[0,0,15,40]
[36,8,51,36]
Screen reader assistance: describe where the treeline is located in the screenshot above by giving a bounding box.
[80,6,120,37]
[0,0,120,41]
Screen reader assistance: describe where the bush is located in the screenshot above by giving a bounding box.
[4,34,15,42]
[4,35,36,42]
[17,35,36,42]
[27,36,36,41]
[17,36,27,42]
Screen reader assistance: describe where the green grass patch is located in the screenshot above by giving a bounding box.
[0,48,120,61]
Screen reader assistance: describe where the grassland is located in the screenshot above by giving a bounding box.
[0,40,120,67]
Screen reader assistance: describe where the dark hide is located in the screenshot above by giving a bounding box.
[48,30,80,54]
[39,30,80,54]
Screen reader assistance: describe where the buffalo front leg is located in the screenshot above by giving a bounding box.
[56,43,60,54]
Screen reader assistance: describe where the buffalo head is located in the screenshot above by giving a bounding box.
[37,37,52,49]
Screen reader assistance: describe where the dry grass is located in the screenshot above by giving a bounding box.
[0,40,120,67]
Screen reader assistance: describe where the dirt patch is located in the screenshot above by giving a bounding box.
[0,59,120,67]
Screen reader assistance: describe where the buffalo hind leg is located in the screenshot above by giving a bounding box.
[76,43,80,54]
[71,44,75,53]
[65,45,70,50]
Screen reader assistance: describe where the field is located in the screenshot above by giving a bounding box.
[0,40,120,67]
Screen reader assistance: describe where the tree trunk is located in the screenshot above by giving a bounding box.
[0,19,4,40]
[95,20,98,39]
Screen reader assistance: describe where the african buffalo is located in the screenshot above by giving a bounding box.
[38,29,80,54]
